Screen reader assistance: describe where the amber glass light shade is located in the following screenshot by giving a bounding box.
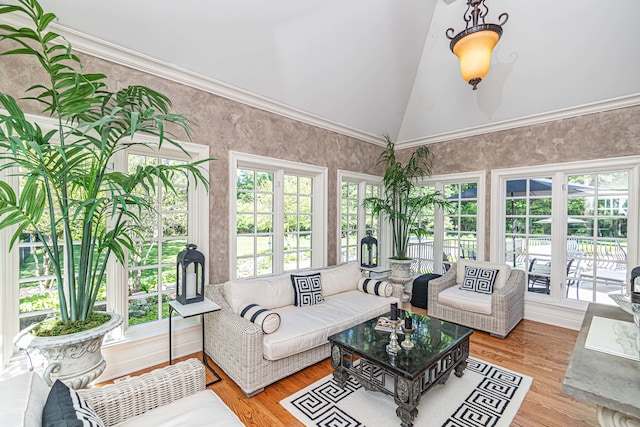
[452,29,500,89]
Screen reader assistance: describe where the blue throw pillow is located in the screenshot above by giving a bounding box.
[42,380,104,427]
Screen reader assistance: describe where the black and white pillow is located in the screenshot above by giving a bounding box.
[291,273,324,306]
[42,380,105,427]
[357,277,393,297]
[460,266,498,294]
[239,303,281,334]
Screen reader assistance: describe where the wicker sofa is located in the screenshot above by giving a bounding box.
[428,259,526,338]
[1,358,243,427]
[204,262,402,396]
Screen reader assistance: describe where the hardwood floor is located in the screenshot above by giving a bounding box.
[113,303,599,426]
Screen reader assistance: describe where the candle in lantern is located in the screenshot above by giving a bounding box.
[186,272,197,298]
[405,317,412,329]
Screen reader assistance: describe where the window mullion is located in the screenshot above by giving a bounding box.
[273,169,285,274]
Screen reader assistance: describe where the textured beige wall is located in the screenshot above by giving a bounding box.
[0,54,385,284]
[3,50,639,277]
[398,105,640,258]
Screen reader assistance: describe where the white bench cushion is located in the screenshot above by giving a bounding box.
[263,290,396,360]
[0,371,49,427]
[438,286,493,315]
[115,390,243,427]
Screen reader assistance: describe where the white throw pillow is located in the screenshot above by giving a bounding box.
[0,371,50,427]
[224,273,295,313]
[357,277,393,297]
[320,262,362,296]
[239,303,281,334]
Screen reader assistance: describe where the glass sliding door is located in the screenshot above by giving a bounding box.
[565,172,628,303]
[495,162,634,307]
[503,178,554,295]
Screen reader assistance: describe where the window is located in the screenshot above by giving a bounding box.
[0,137,209,368]
[338,172,382,264]
[231,152,326,279]
[125,154,191,327]
[491,158,638,307]
[408,173,484,274]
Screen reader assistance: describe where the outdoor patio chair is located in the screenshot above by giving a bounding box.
[528,258,550,294]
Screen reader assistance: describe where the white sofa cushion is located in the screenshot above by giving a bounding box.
[262,290,397,361]
[115,390,243,427]
[438,286,493,315]
[457,259,511,291]
[320,262,361,296]
[0,371,49,427]
[224,273,294,312]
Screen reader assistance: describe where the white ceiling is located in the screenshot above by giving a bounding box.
[30,0,640,145]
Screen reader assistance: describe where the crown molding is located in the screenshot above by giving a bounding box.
[396,93,640,149]
[2,15,638,150]
[0,14,384,147]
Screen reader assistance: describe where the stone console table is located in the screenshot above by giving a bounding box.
[563,303,640,427]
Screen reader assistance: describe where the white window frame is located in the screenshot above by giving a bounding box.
[490,156,639,312]
[419,171,486,273]
[337,170,384,265]
[111,140,210,338]
[0,113,210,369]
[229,152,327,279]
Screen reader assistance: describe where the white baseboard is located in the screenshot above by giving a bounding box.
[524,300,586,331]
[100,322,202,382]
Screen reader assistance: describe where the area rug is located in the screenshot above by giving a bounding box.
[280,357,532,427]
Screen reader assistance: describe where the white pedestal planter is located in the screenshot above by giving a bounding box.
[387,259,414,294]
[16,312,122,389]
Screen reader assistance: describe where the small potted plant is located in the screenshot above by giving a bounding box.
[365,134,445,288]
[0,0,210,388]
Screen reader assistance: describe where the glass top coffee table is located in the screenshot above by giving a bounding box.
[328,310,473,427]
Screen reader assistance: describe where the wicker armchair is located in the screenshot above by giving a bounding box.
[78,358,236,426]
[428,262,526,338]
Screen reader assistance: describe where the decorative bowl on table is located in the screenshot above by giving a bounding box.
[609,294,640,327]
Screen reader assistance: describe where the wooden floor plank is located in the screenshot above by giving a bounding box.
[105,303,599,426]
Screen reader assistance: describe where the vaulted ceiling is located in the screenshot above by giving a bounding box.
[29,0,640,146]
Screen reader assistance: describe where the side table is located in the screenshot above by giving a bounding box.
[360,266,391,279]
[169,298,222,386]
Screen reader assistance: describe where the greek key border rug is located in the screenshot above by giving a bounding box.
[280,357,532,427]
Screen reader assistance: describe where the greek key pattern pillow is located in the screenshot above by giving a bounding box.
[357,277,393,297]
[460,266,498,294]
[291,273,324,306]
[239,303,281,334]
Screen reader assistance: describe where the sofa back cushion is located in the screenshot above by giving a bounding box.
[320,262,361,296]
[224,273,295,313]
[457,259,511,291]
[0,371,50,427]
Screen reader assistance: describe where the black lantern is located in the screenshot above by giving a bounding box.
[361,235,378,268]
[631,266,640,304]
[176,243,205,304]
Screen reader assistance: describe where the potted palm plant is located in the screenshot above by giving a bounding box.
[0,0,209,388]
[365,134,444,289]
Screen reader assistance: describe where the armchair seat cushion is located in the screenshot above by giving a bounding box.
[438,286,493,315]
[115,390,241,427]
